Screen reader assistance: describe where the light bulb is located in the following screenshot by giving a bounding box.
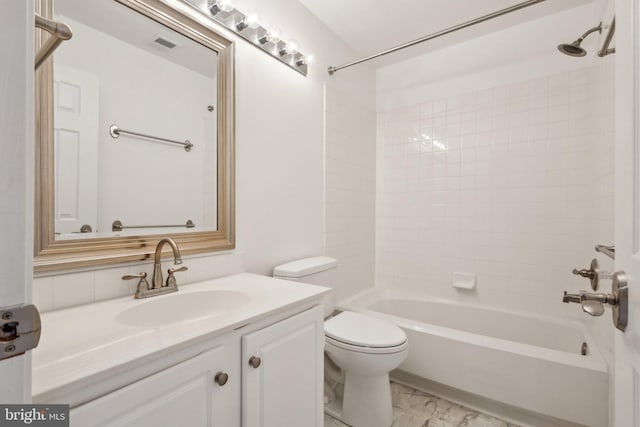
[280,40,299,57]
[218,0,233,12]
[287,39,299,53]
[209,0,232,15]
[269,28,281,43]
[247,13,260,29]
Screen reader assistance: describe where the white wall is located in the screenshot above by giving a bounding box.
[33,0,376,311]
[377,5,604,110]
[0,0,34,402]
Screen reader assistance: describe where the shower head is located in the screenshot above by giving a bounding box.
[557,41,587,57]
[557,22,602,57]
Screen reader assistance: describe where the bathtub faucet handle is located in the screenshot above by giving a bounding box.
[563,290,607,315]
[563,272,628,331]
[572,268,595,278]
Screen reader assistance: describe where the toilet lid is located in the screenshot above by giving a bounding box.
[324,311,407,348]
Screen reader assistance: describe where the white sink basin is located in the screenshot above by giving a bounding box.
[116,290,251,327]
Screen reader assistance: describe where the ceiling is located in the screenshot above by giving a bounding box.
[55,0,217,78]
[297,0,595,67]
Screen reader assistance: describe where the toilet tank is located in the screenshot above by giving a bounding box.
[273,256,337,316]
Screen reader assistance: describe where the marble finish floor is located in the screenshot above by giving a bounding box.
[324,382,520,427]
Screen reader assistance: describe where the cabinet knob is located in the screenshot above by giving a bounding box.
[215,371,229,386]
[248,356,261,369]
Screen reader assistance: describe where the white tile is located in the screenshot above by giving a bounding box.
[376,65,612,318]
[94,266,134,301]
[52,271,96,310]
[32,277,54,313]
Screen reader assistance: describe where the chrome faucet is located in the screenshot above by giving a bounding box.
[122,238,188,299]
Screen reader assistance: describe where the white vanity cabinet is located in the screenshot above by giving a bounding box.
[64,305,324,427]
[242,305,324,427]
[70,341,241,427]
[33,274,329,427]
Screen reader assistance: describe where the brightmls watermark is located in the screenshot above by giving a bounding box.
[0,405,68,426]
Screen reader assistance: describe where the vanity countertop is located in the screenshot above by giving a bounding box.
[32,273,329,404]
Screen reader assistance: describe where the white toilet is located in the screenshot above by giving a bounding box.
[273,256,408,427]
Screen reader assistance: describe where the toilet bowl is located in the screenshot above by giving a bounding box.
[273,257,409,427]
[324,311,408,427]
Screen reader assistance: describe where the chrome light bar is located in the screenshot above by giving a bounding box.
[183,0,310,76]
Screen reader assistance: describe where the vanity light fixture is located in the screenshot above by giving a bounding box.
[236,13,259,32]
[235,18,249,32]
[258,33,272,45]
[208,0,232,15]
[185,0,309,76]
[280,39,298,57]
[258,28,281,47]
[296,55,313,67]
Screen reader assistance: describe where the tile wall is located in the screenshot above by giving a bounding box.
[33,252,245,313]
[376,65,614,318]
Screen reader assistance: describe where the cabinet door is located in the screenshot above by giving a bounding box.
[70,344,238,427]
[242,305,324,427]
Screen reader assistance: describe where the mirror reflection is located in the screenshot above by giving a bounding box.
[52,0,218,239]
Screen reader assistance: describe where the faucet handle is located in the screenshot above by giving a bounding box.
[122,272,147,281]
[571,258,599,290]
[166,266,188,288]
[122,272,151,299]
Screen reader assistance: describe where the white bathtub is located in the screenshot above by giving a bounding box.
[339,290,608,427]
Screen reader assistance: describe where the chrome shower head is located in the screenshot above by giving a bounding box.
[557,23,602,57]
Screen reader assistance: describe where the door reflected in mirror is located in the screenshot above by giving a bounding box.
[53,0,218,239]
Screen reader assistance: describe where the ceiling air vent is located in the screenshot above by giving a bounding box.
[152,35,179,50]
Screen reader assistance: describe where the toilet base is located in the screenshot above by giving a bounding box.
[341,372,393,427]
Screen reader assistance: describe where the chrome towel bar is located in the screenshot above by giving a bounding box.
[35,15,72,70]
[595,244,615,260]
[112,220,195,232]
[109,124,193,152]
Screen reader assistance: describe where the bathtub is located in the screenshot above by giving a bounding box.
[339,289,608,427]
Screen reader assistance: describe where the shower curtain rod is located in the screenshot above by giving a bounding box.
[327,0,547,75]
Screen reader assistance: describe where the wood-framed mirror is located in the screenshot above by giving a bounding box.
[34,0,235,274]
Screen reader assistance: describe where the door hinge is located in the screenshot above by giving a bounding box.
[0,305,41,360]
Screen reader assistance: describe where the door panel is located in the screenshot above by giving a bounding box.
[615,0,640,425]
[53,65,99,235]
[70,345,233,427]
[0,0,34,404]
[242,306,324,427]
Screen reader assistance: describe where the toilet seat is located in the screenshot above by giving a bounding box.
[326,335,408,354]
[324,311,407,354]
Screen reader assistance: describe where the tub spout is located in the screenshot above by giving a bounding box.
[563,291,581,304]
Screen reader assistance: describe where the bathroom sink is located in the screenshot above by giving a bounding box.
[116,290,251,327]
